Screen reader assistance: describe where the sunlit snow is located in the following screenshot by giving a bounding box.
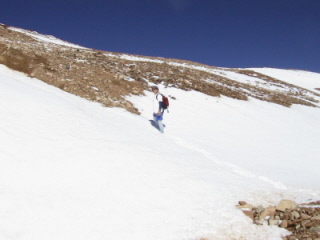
[0,64,319,240]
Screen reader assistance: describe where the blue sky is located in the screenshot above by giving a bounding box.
[1,0,320,73]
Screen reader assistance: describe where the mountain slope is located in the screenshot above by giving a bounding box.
[1,23,319,114]
[249,67,320,92]
[1,24,320,240]
[1,64,320,240]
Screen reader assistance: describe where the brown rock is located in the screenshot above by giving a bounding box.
[283,211,291,220]
[184,79,191,85]
[255,206,265,213]
[237,203,253,211]
[301,220,311,227]
[276,200,298,212]
[280,220,288,228]
[242,210,254,220]
[290,211,300,220]
[301,213,311,219]
[269,219,279,226]
[288,235,297,240]
[306,207,315,214]
[311,215,320,220]
[310,226,320,236]
[260,206,276,219]
[287,220,295,227]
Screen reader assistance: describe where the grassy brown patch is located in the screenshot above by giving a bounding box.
[0,24,318,114]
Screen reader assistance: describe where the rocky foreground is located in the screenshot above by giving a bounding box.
[237,200,320,240]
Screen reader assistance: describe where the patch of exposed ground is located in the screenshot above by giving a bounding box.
[0,23,319,114]
[237,200,320,240]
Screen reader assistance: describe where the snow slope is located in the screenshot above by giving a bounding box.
[104,53,320,107]
[9,26,87,49]
[249,68,320,93]
[1,64,320,240]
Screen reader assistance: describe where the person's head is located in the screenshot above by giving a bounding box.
[151,86,159,94]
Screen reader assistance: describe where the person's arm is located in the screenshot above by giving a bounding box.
[158,101,164,114]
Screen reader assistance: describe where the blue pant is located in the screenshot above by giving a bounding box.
[153,113,164,133]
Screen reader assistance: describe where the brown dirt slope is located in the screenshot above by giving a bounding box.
[0,23,319,113]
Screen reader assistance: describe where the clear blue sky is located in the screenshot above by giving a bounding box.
[1,0,320,73]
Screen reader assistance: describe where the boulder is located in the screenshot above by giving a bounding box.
[184,79,192,85]
[288,236,297,240]
[301,220,311,227]
[280,220,288,228]
[259,206,276,219]
[301,213,311,219]
[255,206,265,213]
[283,211,291,220]
[276,200,298,212]
[242,210,254,220]
[290,211,300,220]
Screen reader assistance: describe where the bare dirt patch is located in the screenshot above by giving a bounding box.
[1,24,319,114]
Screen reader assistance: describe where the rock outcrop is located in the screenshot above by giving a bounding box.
[237,200,320,240]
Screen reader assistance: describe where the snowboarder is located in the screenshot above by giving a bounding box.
[151,86,165,133]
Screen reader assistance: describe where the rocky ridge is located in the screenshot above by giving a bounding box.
[237,200,320,240]
[0,23,319,114]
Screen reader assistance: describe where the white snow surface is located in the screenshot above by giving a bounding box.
[1,64,320,240]
[248,68,320,92]
[9,27,87,49]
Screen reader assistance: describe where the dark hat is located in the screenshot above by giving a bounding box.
[151,86,159,90]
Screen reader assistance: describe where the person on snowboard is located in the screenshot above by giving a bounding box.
[151,86,165,133]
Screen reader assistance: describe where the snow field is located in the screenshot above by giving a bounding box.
[131,84,320,190]
[1,64,319,240]
[9,27,87,49]
[249,68,320,93]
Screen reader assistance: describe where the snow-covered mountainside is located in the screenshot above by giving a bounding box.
[8,26,87,49]
[0,24,320,240]
[249,68,320,92]
[0,23,319,115]
[0,63,319,240]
